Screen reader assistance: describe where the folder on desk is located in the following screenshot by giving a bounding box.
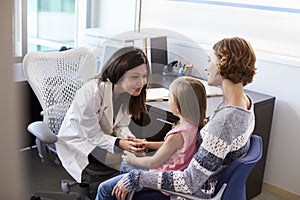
[146,88,169,101]
[146,79,222,101]
[199,79,223,97]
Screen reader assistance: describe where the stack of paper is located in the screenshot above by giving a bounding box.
[146,80,222,102]
[199,79,223,97]
[146,88,169,101]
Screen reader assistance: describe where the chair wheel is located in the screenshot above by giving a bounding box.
[61,180,71,193]
[30,195,41,200]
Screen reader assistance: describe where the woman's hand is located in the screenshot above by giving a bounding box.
[122,150,137,165]
[112,179,128,200]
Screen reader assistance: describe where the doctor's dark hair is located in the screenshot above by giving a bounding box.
[213,37,257,86]
[99,46,150,119]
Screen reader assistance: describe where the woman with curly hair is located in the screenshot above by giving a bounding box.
[99,37,257,200]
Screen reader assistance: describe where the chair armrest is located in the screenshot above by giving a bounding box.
[160,184,226,200]
[127,184,227,200]
[161,183,227,200]
[27,121,57,144]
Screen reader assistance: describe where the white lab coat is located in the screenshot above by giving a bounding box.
[56,79,134,183]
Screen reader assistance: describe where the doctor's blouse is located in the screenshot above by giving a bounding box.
[56,78,134,183]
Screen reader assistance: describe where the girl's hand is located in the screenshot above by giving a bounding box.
[121,137,147,153]
[112,179,128,200]
[128,136,148,152]
[119,139,144,152]
[127,136,147,143]
[122,150,137,165]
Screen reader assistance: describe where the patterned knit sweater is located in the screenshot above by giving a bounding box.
[122,98,255,199]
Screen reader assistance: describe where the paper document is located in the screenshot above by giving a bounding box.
[146,88,170,101]
[146,80,222,102]
[199,79,223,97]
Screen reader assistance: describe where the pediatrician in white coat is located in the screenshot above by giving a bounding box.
[56,46,150,183]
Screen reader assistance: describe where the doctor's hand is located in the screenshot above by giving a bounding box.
[119,138,146,153]
[112,179,128,200]
[127,136,148,152]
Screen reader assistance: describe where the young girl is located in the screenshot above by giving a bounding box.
[95,76,207,200]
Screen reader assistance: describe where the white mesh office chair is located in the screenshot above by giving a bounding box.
[23,47,118,200]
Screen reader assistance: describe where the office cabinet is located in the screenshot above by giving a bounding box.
[246,93,275,199]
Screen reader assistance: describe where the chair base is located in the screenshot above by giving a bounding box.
[30,182,92,200]
[31,191,91,200]
[31,192,89,200]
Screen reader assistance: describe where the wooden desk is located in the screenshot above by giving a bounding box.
[129,74,275,200]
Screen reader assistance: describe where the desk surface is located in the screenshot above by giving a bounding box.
[147,90,274,118]
[148,73,275,117]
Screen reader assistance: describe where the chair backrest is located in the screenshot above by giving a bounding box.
[22,47,97,134]
[215,134,263,200]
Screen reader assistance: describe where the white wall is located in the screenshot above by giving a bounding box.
[247,59,300,195]
[140,0,300,58]
[97,0,136,34]
[139,0,300,195]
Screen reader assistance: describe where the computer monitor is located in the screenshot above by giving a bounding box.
[149,36,168,74]
[99,37,168,74]
[102,44,122,64]
[99,43,122,72]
